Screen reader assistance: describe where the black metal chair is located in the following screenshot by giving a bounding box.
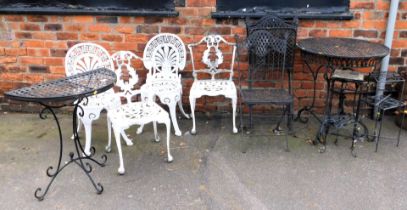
[238,29,293,151]
[363,72,406,152]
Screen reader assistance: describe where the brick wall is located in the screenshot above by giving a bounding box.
[0,0,406,113]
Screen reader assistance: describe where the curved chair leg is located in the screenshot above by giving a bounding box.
[165,119,173,162]
[121,131,133,146]
[82,119,93,156]
[178,99,190,119]
[189,96,197,135]
[153,121,160,142]
[106,117,112,152]
[231,94,238,134]
[168,100,182,136]
[136,124,144,135]
[284,105,290,152]
[71,116,82,139]
[113,126,125,175]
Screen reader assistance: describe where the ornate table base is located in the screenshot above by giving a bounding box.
[35,99,106,201]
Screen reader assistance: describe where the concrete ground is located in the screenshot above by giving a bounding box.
[0,111,406,210]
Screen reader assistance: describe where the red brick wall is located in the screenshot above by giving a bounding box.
[0,0,406,113]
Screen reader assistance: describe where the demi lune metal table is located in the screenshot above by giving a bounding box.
[5,68,116,201]
[295,38,389,155]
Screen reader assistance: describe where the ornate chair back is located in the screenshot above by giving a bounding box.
[111,51,143,105]
[188,34,237,81]
[143,33,186,83]
[246,30,291,91]
[65,43,113,76]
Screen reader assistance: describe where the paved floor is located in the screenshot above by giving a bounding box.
[0,111,406,210]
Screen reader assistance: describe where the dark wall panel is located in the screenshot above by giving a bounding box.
[0,0,175,11]
[217,0,348,12]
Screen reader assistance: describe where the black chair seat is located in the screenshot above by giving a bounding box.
[241,89,293,105]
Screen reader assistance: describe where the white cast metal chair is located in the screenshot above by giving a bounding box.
[187,35,238,134]
[139,33,190,136]
[65,43,133,156]
[107,51,173,174]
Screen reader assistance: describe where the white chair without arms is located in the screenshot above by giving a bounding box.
[108,51,173,174]
[139,33,190,136]
[187,34,238,134]
[65,43,132,156]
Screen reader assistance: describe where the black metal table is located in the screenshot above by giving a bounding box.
[295,38,389,155]
[5,68,116,200]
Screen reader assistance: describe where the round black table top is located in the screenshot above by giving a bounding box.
[297,38,389,60]
[5,68,116,103]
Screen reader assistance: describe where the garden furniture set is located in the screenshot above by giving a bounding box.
[5,14,404,201]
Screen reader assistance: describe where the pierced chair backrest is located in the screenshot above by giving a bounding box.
[111,51,142,104]
[65,43,114,77]
[143,33,186,82]
[245,14,298,72]
[246,29,290,90]
[188,35,237,81]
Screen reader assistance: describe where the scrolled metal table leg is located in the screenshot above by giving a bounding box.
[34,104,65,201]
[295,63,324,123]
[34,99,106,201]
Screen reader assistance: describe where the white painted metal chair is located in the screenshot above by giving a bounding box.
[107,51,173,174]
[65,43,133,156]
[187,35,238,134]
[139,33,190,136]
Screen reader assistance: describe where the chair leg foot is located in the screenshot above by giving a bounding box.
[105,145,112,153]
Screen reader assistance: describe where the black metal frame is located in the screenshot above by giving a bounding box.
[34,99,107,201]
[295,38,390,156]
[4,68,116,200]
[238,14,298,152]
[363,72,406,152]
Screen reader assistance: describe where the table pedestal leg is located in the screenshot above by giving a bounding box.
[34,101,106,201]
[295,62,324,124]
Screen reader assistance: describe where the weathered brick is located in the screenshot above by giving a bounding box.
[101,34,123,42]
[44,24,62,31]
[115,26,134,34]
[354,30,378,38]
[24,40,44,48]
[15,32,32,39]
[80,33,100,41]
[43,57,64,66]
[350,2,374,9]
[27,48,50,57]
[20,57,43,65]
[390,57,404,65]
[27,15,48,22]
[185,27,207,35]
[144,17,163,24]
[64,24,85,32]
[5,48,27,56]
[20,23,41,31]
[161,26,182,34]
[88,24,111,33]
[57,32,78,40]
[96,16,118,23]
[0,57,17,63]
[309,29,327,37]
[4,15,24,22]
[136,25,159,34]
[50,49,67,57]
[29,65,49,73]
[329,29,352,37]
[187,0,215,7]
[32,32,56,40]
